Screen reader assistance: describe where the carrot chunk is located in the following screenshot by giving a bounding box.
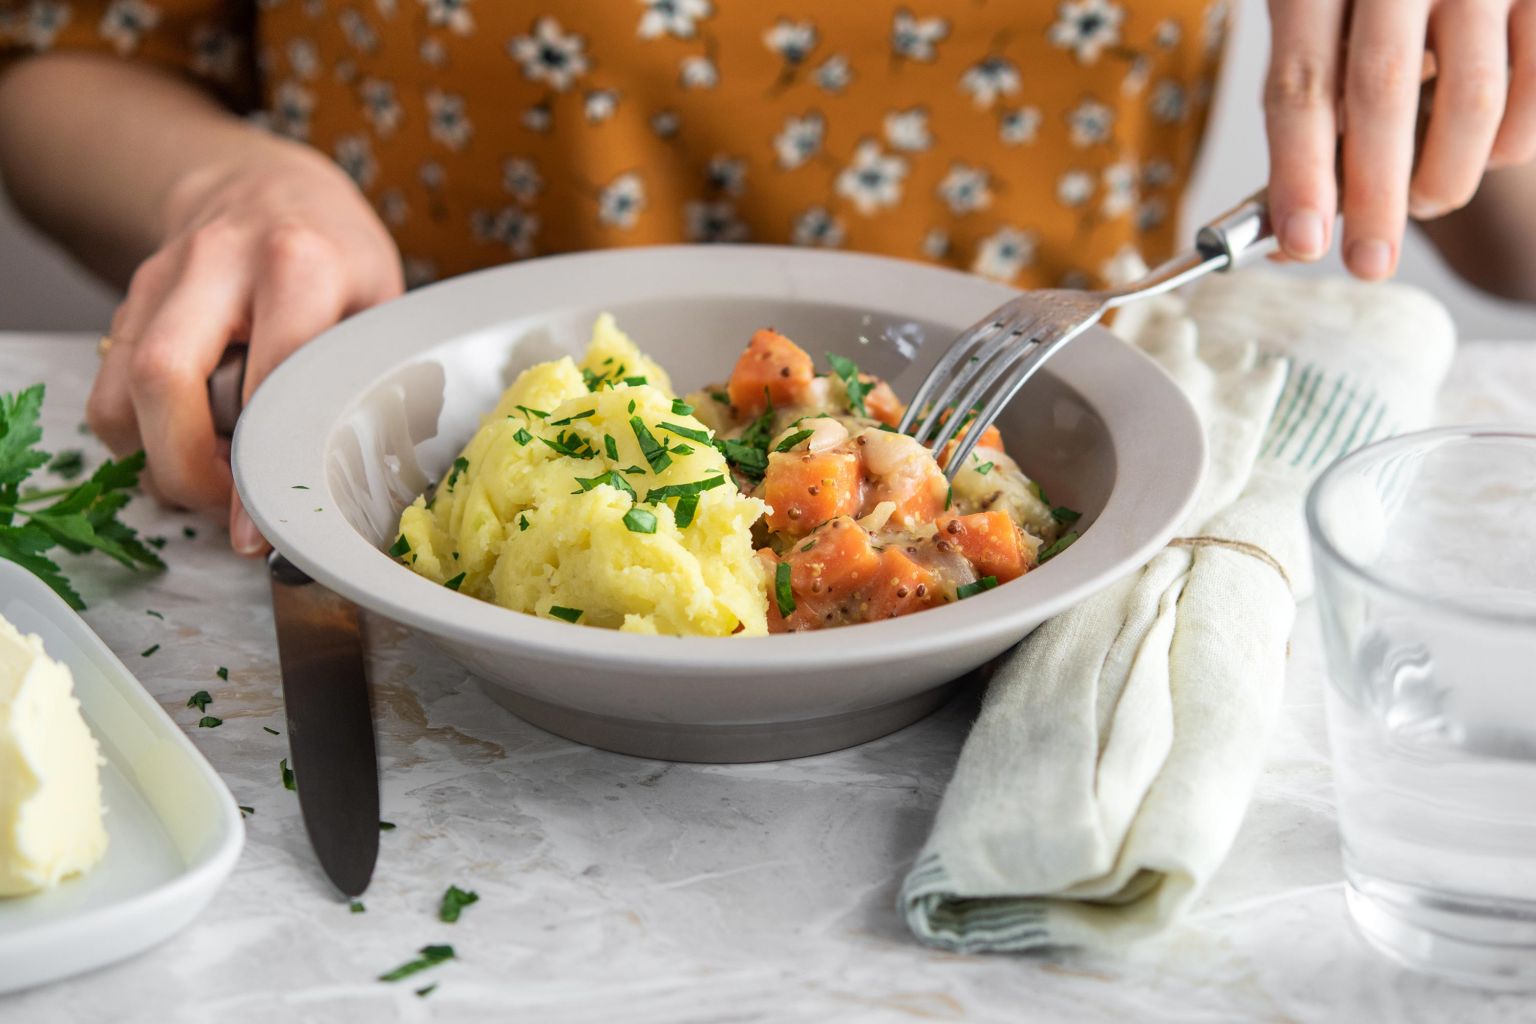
[727,329,816,418]
[762,517,884,632]
[764,450,862,537]
[863,547,946,621]
[938,511,1033,582]
[864,380,904,427]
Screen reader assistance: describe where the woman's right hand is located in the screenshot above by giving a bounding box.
[86,142,403,555]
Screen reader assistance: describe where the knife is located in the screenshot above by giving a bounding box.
[211,347,381,897]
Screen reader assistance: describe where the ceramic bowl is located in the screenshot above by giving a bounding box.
[233,246,1204,762]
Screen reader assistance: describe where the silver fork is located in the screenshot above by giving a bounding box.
[900,188,1276,478]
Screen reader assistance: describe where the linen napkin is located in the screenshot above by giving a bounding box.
[901,268,1456,952]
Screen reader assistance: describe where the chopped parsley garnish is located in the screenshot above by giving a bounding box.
[518,514,530,531]
[1051,505,1082,525]
[549,409,595,426]
[669,443,694,455]
[187,690,212,712]
[944,484,953,511]
[708,389,730,404]
[416,984,438,998]
[388,534,412,558]
[445,457,469,490]
[264,726,280,735]
[774,429,814,452]
[47,449,85,480]
[198,716,222,728]
[604,434,619,460]
[439,884,480,923]
[671,398,694,416]
[216,666,229,681]
[975,461,995,476]
[1039,531,1079,562]
[141,644,160,658]
[621,465,647,475]
[291,484,310,490]
[182,525,197,539]
[146,608,164,619]
[957,576,1000,600]
[623,507,658,534]
[350,900,366,914]
[379,821,396,831]
[628,399,636,413]
[643,475,726,503]
[549,606,583,623]
[673,493,700,528]
[378,944,455,983]
[280,758,295,791]
[541,431,597,460]
[800,540,817,552]
[826,353,869,417]
[444,572,466,591]
[514,405,549,420]
[512,427,533,446]
[146,536,167,549]
[630,417,672,473]
[573,470,638,502]
[774,561,796,617]
[658,422,712,445]
[623,376,648,387]
[239,805,254,817]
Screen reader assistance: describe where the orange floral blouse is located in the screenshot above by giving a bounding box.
[1,1,1228,290]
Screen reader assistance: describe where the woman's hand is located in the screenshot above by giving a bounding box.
[1265,0,1536,280]
[86,145,403,555]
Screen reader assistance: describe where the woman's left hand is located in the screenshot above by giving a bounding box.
[1264,0,1536,280]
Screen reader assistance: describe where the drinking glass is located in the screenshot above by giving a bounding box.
[1307,427,1536,989]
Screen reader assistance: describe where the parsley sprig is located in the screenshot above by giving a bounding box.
[0,385,163,609]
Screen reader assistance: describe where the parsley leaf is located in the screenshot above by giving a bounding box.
[573,470,638,502]
[238,805,254,817]
[216,666,229,681]
[512,427,533,447]
[673,493,700,528]
[1039,531,1079,563]
[643,476,726,504]
[774,561,796,617]
[444,572,466,591]
[198,716,223,729]
[623,507,658,534]
[671,398,694,416]
[445,457,469,491]
[957,576,999,600]
[774,429,815,452]
[549,606,583,623]
[514,405,549,420]
[388,534,411,558]
[1051,505,1082,526]
[350,900,366,914]
[630,418,672,473]
[826,353,869,417]
[658,422,712,445]
[263,726,280,735]
[187,690,212,712]
[604,434,619,460]
[379,821,397,831]
[975,461,995,476]
[439,884,480,923]
[141,644,160,658]
[378,944,455,983]
[280,758,296,791]
[549,409,595,426]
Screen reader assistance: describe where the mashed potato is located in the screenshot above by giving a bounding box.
[396,317,768,636]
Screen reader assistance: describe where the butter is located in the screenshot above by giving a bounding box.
[0,614,108,896]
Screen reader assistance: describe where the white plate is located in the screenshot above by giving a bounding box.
[0,560,244,995]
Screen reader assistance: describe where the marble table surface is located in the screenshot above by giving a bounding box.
[3,333,1536,1024]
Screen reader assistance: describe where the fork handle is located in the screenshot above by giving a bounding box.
[1194,187,1274,269]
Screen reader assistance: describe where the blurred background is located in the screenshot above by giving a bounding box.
[4,0,1535,338]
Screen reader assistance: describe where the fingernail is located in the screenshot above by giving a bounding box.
[230,503,266,556]
[1409,197,1444,220]
[1282,210,1326,260]
[1346,239,1393,281]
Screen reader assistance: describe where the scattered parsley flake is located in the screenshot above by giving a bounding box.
[957,576,1000,600]
[512,427,533,447]
[622,465,647,475]
[944,484,953,511]
[623,507,658,534]
[573,470,637,502]
[46,449,85,480]
[826,353,869,417]
[975,461,995,476]
[540,431,597,459]
[708,389,730,404]
[238,805,254,817]
[350,900,366,914]
[549,606,583,623]
[388,534,411,558]
[216,666,229,681]
[671,398,694,416]
[439,884,480,923]
[800,540,817,552]
[658,422,712,445]
[187,690,212,712]
[604,434,619,460]
[146,535,168,549]
[643,476,726,504]
[1051,505,1082,526]
[280,758,295,791]
[630,418,673,473]
[775,429,815,452]
[514,405,549,420]
[446,457,470,490]
[263,726,280,735]
[623,376,648,387]
[198,716,222,729]
[1039,531,1079,563]
[673,493,700,528]
[291,484,309,490]
[774,561,796,617]
[518,514,530,532]
[416,984,437,998]
[140,644,160,658]
[549,409,595,426]
[146,609,164,620]
[628,399,636,413]
[182,525,197,538]
[379,821,397,831]
[378,944,455,983]
[444,572,466,591]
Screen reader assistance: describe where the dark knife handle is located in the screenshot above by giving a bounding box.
[209,345,248,439]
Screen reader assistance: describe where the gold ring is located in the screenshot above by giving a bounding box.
[97,334,114,358]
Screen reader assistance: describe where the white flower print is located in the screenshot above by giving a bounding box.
[24,2,71,49]
[835,141,908,216]
[420,0,473,36]
[425,89,472,151]
[999,107,1041,146]
[191,24,238,81]
[815,54,852,94]
[1205,1,1230,57]
[472,206,540,256]
[508,17,589,92]
[650,109,681,139]
[890,8,948,63]
[1122,56,1150,96]
[419,161,445,190]
[921,229,950,260]
[375,0,398,16]
[333,134,377,190]
[706,156,747,196]
[1067,97,1113,148]
[339,8,378,54]
[403,257,438,289]
[584,89,619,123]
[98,0,160,56]
[937,163,993,215]
[1137,197,1168,231]
[1154,19,1181,49]
[1142,159,1175,188]
[271,81,315,140]
[774,112,824,169]
[522,105,552,134]
[637,0,711,41]
[960,56,1021,109]
[685,200,749,243]
[1048,0,1124,64]
[883,107,932,152]
[419,37,447,67]
[1057,169,1095,208]
[360,78,401,136]
[286,37,318,79]
[763,19,817,66]
[679,54,718,90]
[1150,80,1188,123]
[333,58,359,87]
[599,172,646,229]
[791,206,844,248]
[972,227,1037,282]
[502,158,543,203]
[378,189,408,227]
[1101,161,1137,217]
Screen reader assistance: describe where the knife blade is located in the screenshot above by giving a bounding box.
[268,552,380,896]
